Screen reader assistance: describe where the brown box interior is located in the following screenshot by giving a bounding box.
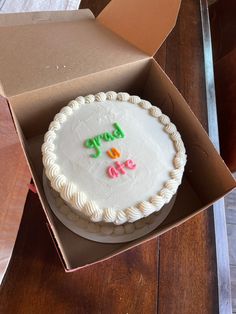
[1,4,235,271]
[9,57,235,270]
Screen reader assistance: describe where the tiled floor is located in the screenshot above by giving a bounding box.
[225,173,236,313]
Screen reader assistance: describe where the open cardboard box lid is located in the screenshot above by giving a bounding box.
[0,0,181,98]
[0,0,184,275]
[0,0,235,273]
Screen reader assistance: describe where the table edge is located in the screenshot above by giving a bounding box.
[200,1,232,313]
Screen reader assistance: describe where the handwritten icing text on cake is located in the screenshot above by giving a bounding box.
[107,160,137,178]
[106,147,121,159]
[84,123,125,158]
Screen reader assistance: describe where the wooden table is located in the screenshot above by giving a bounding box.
[0,1,231,313]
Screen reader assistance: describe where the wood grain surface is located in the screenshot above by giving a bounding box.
[0,97,30,284]
[210,0,236,171]
[156,1,218,313]
[201,1,232,313]
[0,192,159,314]
[0,0,226,313]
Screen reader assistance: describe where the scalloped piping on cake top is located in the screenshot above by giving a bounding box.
[42,91,187,225]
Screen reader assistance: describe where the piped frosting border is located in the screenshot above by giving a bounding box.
[42,92,187,225]
[49,185,163,236]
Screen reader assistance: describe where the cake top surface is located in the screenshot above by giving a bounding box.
[42,92,186,225]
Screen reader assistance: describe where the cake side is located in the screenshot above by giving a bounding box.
[42,92,187,225]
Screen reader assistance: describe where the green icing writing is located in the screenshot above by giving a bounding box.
[102,132,114,142]
[113,123,125,139]
[84,138,102,158]
[94,135,102,146]
[84,123,125,158]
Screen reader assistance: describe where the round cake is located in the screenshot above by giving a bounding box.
[42,91,187,229]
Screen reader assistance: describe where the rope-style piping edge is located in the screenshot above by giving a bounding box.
[42,91,187,225]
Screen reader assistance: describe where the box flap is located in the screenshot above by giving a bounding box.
[98,0,181,56]
[0,10,147,98]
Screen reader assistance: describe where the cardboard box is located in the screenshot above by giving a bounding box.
[0,0,235,271]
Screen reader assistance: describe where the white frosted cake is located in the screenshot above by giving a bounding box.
[42,91,186,232]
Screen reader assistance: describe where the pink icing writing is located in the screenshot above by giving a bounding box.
[125,159,136,169]
[114,161,126,174]
[107,159,136,179]
[107,166,119,178]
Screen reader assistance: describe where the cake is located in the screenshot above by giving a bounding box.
[42,91,186,232]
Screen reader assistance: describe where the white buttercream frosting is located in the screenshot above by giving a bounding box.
[95,92,106,102]
[139,100,152,109]
[42,92,187,225]
[72,191,87,211]
[149,195,165,210]
[85,94,95,103]
[51,174,67,192]
[103,208,116,223]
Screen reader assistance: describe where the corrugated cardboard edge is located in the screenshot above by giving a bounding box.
[98,0,181,56]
